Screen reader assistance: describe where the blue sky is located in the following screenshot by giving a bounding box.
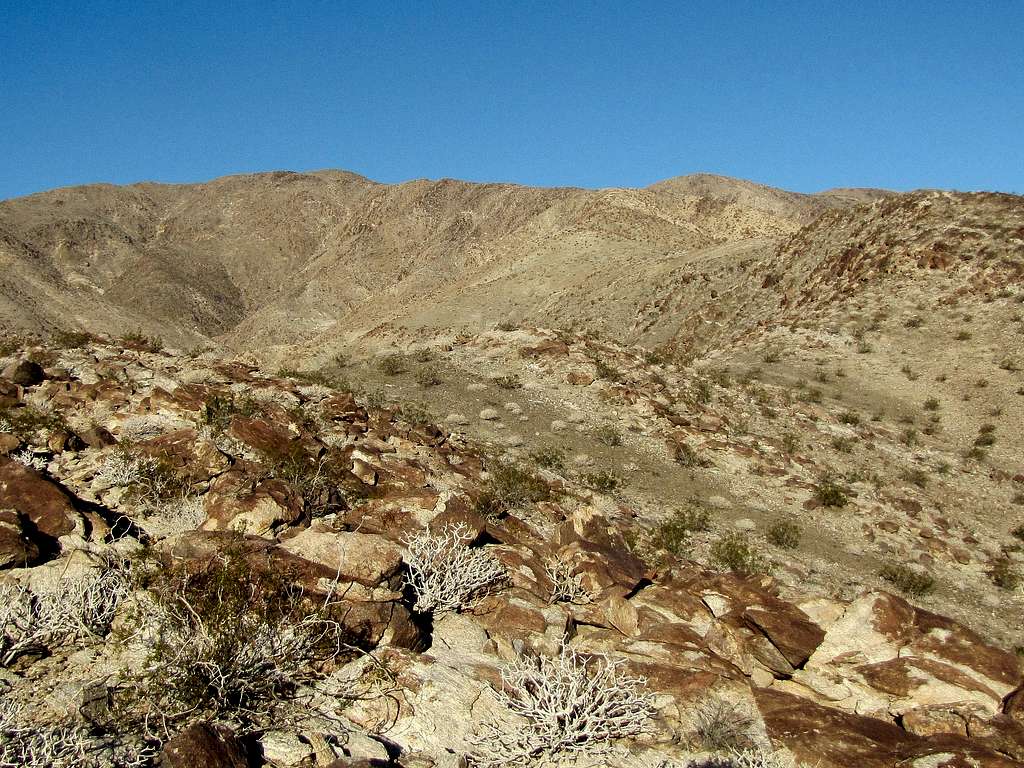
[1,1,1022,199]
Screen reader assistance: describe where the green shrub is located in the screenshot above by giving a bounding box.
[583,471,621,494]
[901,468,929,488]
[904,316,924,328]
[674,441,711,468]
[923,397,940,411]
[415,366,443,388]
[50,329,94,349]
[593,424,622,447]
[529,446,566,471]
[879,563,934,597]
[767,520,801,549]
[593,358,622,382]
[710,533,768,576]
[476,462,551,518]
[378,354,408,376]
[815,473,849,507]
[652,505,713,555]
[201,393,261,434]
[838,411,861,425]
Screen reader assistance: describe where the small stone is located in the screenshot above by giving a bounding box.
[550,419,567,432]
[735,518,757,532]
[467,382,487,392]
[504,401,522,414]
[445,413,470,426]
[479,408,500,420]
[572,453,595,468]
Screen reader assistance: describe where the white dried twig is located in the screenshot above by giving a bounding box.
[544,555,594,605]
[11,449,46,472]
[0,560,130,666]
[470,647,656,767]
[403,522,507,614]
[0,418,12,434]
[139,494,206,538]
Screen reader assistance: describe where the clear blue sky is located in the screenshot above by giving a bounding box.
[2,1,1022,200]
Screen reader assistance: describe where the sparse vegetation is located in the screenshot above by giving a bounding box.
[815,473,849,507]
[989,557,1021,591]
[923,397,940,411]
[121,328,163,353]
[652,504,713,555]
[879,563,935,597]
[767,520,801,549]
[593,424,622,446]
[494,373,522,390]
[529,446,565,471]
[378,353,409,376]
[476,462,551,518]
[584,470,622,494]
[710,533,768,576]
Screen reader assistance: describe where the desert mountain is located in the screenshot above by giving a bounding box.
[0,170,884,350]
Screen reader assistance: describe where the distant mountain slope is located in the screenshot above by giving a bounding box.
[0,170,883,349]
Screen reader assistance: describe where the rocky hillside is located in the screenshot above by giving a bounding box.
[0,337,1023,767]
[0,172,876,350]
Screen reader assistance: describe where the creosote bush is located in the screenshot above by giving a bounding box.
[815,473,849,508]
[475,462,551,518]
[687,695,756,752]
[584,470,622,494]
[879,563,934,597]
[711,533,768,576]
[126,542,360,732]
[494,373,522,390]
[593,424,622,446]
[766,520,801,550]
[652,504,712,556]
[378,353,408,376]
[529,446,565,471]
[470,647,655,768]
[121,329,163,353]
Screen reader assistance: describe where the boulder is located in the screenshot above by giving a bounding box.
[0,457,79,538]
[279,524,403,587]
[1,359,45,387]
[0,508,40,568]
[160,722,251,768]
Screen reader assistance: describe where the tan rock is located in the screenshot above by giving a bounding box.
[280,525,403,587]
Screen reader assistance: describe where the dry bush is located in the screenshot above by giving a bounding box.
[687,695,756,751]
[403,523,507,615]
[543,555,594,605]
[0,560,129,667]
[470,647,655,767]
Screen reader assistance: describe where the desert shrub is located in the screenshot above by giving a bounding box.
[0,701,144,768]
[0,404,68,441]
[543,555,594,605]
[999,356,1021,372]
[989,557,1021,591]
[923,397,940,411]
[495,320,518,332]
[901,428,918,446]
[200,392,261,434]
[781,433,799,454]
[687,749,809,768]
[584,470,622,494]
[96,448,187,503]
[815,473,849,507]
[710,534,768,576]
[857,340,873,353]
[278,367,349,391]
[470,647,655,767]
[529,446,565,471]
[799,387,822,404]
[837,410,860,425]
[403,523,507,615]
[900,364,919,381]
[397,400,434,427]
[121,329,162,353]
[12,449,46,471]
[879,563,934,597]
[1,559,129,667]
[50,328,94,349]
[593,424,622,446]
[593,358,623,382]
[763,348,781,363]
[976,377,989,388]
[378,353,408,376]
[814,368,829,384]
[652,504,713,555]
[974,432,996,447]
[494,373,522,390]
[694,378,713,404]
[767,520,801,549]
[687,695,755,752]
[476,462,551,518]
[954,330,972,341]
[1013,524,1024,542]
[129,544,357,731]
[901,468,929,488]
[904,316,924,328]
[830,436,854,453]
[964,445,988,461]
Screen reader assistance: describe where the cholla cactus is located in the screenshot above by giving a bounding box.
[684,749,804,768]
[403,522,507,614]
[0,699,94,768]
[0,561,130,666]
[470,647,656,767]
[11,449,46,472]
[0,417,12,434]
[543,554,594,605]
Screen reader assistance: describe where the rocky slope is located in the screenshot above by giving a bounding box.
[0,172,877,350]
[0,338,1022,767]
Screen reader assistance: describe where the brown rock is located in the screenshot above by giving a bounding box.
[0,379,20,408]
[78,425,117,448]
[160,722,251,768]
[0,508,40,568]
[0,457,77,538]
[743,605,825,668]
[204,477,302,537]
[0,433,20,456]
[279,525,403,587]
[1,360,45,387]
[566,370,595,386]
